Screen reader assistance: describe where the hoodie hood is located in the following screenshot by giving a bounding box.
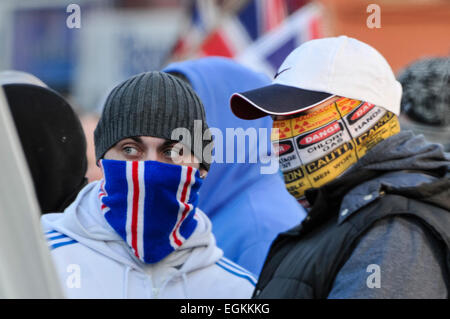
[304,131,450,215]
[347,131,450,175]
[163,57,303,219]
[41,180,223,278]
[163,58,306,276]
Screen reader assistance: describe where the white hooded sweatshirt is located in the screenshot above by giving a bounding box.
[41,181,256,299]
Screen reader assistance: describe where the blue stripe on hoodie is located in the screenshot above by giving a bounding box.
[163,57,306,276]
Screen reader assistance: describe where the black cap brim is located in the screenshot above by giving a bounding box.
[230,84,334,120]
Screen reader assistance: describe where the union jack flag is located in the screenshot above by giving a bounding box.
[236,2,323,76]
[169,0,322,77]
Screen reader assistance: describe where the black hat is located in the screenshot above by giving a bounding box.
[3,84,88,213]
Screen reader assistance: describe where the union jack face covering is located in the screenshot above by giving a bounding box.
[99,159,202,264]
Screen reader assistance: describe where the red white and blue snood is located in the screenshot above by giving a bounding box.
[99,159,202,264]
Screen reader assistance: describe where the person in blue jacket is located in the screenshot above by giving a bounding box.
[163,57,306,276]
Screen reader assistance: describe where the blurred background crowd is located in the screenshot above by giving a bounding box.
[0,0,448,182]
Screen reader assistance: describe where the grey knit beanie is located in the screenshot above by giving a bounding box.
[397,57,450,151]
[94,71,212,170]
[397,57,450,126]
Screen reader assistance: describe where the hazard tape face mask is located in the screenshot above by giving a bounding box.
[272,97,400,208]
[99,159,202,264]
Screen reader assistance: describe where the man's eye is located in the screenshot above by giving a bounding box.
[164,146,183,160]
[123,146,139,156]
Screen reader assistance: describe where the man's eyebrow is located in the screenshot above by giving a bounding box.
[157,140,179,151]
[127,136,143,144]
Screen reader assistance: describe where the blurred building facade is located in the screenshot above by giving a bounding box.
[319,0,450,73]
[0,0,448,113]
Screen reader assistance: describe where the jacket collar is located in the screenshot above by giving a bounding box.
[336,170,437,224]
[282,132,450,236]
[285,168,448,237]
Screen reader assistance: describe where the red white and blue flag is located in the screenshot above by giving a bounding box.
[170,0,322,77]
[236,2,324,77]
[171,0,216,60]
[196,0,288,58]
[99,160,202,264]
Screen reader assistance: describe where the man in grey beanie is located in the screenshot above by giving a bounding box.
[41,71,257,298]
[94,71,213,172]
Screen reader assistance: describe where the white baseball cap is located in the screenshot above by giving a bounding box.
[230,36,402,119]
